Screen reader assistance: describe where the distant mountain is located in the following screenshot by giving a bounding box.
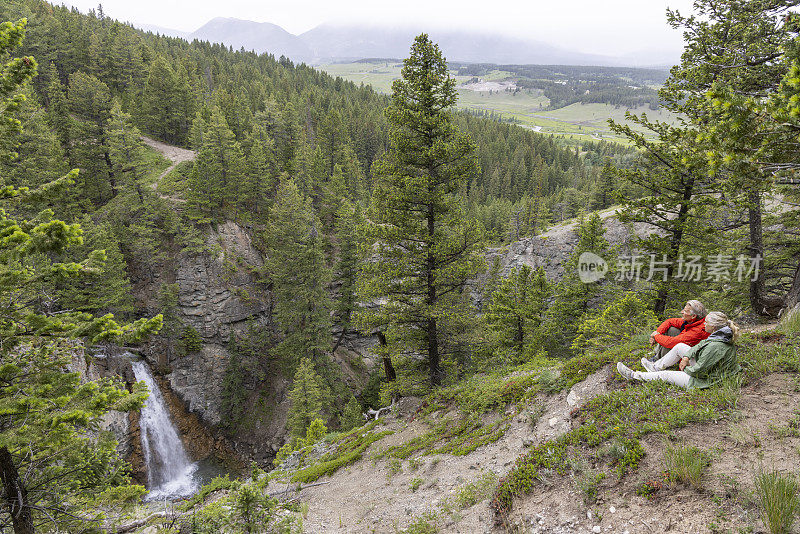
[189,17,312,59]
[300,24,612,66]
[148,17,675,67]
[136,23,189,39]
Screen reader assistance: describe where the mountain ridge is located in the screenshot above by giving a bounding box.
[140,17,675,67]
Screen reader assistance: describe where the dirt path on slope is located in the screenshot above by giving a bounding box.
[140,135,195,203]
[281,368,611,533]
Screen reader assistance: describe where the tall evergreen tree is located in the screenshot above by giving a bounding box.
[0,19,160,533]
[286,358,327,439]
[139,56,194,145]
[332,199,363,351]
[187,106,245,220]
[665,0,797,315]
[541,213,616,357]
[67,70,115,205]
[265,178,332,363]
[357,34,483,387]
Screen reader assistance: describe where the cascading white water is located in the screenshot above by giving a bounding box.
[132,360,198,500]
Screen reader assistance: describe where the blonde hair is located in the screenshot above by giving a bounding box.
[705,311,740,342]
[686,300,707,319]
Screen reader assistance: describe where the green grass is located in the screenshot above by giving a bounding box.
[664,443,710,489]
[402,511,440,534]
[378,413,510,460]
[754,467,800,534]
[179,474,236,511]
[450,471,499,509]
[490,334,798,523]
[138,144,173,186]
[156,159,193,197]
[779,308,800,335]
[288,423,394,483]
[427,361,552,414]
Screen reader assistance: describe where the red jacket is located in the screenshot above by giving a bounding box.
[653,317,709,349]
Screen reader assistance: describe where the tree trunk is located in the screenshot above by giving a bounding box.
[747,189,768,314]
[785,259,800,311]
[0,447,34,534]
[427,318,441,387]
[426,199,441,387]
[376,332,396,382]
[654,176,694,316]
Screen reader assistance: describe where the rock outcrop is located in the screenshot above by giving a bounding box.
[485,209,646,282]
[143,221,274,429]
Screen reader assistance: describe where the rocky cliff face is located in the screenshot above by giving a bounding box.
[485,210,642,282]
[127,221,299,462]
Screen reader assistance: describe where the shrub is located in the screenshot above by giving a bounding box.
[754,467,800,534]
[303,418,328,447]
[664,444,709,489]
[179,325,204,354]
[572,292,657,353]
[576,470,606,504]
[451,471,499,509]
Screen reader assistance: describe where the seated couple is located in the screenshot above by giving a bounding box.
[617,300,740,389]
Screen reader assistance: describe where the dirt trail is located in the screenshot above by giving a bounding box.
[140,135,195,202]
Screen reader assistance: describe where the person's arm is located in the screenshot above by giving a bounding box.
[656,318,679,335]
[651,318,680,346]
[653,320,705,349]
[683,343,725,378]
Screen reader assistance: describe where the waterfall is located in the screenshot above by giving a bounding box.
[132,360,198,500]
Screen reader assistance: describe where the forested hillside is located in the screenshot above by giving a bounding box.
[2,0,800,532]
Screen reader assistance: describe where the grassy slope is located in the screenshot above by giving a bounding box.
[157,326,800,533]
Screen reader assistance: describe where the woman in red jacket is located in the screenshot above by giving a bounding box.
[647,299,710,363]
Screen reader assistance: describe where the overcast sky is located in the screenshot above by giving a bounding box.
[61,0,695,57]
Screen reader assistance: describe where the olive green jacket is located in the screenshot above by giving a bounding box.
[683,327,739,389]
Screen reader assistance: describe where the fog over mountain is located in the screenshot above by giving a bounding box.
[155,17,676,67]
[189,18,313,60]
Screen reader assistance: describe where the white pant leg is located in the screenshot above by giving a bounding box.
[632,370,691,388]
[653,343,692,371]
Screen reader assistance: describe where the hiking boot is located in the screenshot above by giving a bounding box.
[641,357,657,373]
[617,362,636,381]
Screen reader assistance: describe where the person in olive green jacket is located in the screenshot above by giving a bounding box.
[616,311,740,389]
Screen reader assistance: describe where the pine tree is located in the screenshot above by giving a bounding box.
[589,158,617,210]
[139,55,194,145]
[357,34,483,387]
[0,86,69,216]
[55,215,135,317]
[486,265,549,360]
[265,178,332,363]
[332,199,363,351]
[541,213,616,357]
[44,62,72,160]
[241,125,278,217]
[318,109,348,178]
[339,395,364,431]
[0,19,160,533]
[187,106,245,220]
[286,358,327,439]
[67,70,115,205]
